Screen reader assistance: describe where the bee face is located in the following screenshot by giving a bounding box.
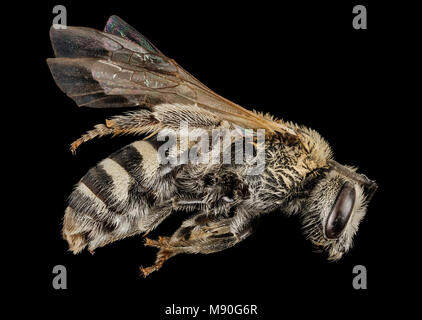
[301,168,372,260]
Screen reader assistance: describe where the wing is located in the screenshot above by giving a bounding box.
[47,15,297,136]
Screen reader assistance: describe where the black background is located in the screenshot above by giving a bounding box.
[16,0,414,316]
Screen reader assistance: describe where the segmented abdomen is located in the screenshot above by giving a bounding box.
[63,140,173,253]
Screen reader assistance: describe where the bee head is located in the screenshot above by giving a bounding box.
[301,160,377,260]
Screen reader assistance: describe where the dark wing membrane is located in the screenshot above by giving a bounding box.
[103,15,163,55]
[49,26,176,73]
[47,25,177,108]
[47,16,296,135]
[47,58,148,108]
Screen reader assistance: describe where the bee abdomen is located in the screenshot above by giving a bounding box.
[63,140,166,253]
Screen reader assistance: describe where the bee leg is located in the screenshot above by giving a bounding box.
[144,236,170,248]
[70,109,160,154]
[70,124,113,154]
[169,211,255,254]
[140,249,175,277]
[140,235,175,277]
[142,197,206,236]
[165,214,238,254]
[71,106,225,154]
[140,212,254,277]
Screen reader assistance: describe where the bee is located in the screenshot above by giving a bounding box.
[47,16,377,277]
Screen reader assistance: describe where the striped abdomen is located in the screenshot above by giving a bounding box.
[63,140,175,253]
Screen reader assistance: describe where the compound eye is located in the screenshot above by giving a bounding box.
[325,182,356,239]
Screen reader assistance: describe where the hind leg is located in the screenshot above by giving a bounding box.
[140,212,253,277]
[70,109,160,153]
[70,105,225,153]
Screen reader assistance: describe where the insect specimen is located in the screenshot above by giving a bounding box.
[47,16,377,277]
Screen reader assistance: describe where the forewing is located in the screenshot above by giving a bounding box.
[47,16,297,135]
[103,15,163,55]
